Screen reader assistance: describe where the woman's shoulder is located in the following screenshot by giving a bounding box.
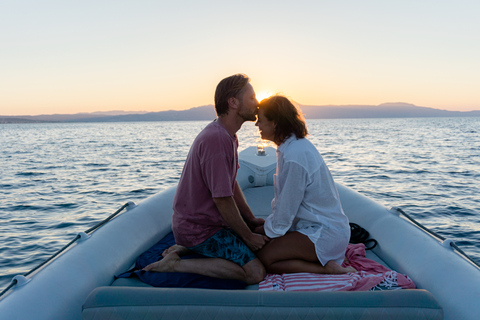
[282,137,321,164]
[283,136,316,153]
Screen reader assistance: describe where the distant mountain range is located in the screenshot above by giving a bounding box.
[301,102,480,119]
[1,103,479,124]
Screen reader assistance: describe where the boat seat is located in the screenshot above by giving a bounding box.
[111,276,260,289]
[83,286,443,320]
[111,276,153,287]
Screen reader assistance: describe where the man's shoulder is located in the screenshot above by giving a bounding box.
[194,121,225,141]
[201,120,218,131]
[191,122,235,156]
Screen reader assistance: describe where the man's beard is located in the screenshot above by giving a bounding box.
[238,102,257,122]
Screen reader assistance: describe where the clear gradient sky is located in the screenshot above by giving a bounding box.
[1,0,479,116]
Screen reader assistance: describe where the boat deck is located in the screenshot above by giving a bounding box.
[83,186,444,320]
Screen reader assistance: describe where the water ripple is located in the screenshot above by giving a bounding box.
[1,118,479,290]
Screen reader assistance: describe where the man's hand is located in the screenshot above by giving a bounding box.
[247,217,265,232]
[213,196,269,251]
[243,233,270,252]
[253,224,265,235]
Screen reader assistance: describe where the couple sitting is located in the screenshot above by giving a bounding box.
[144,74,355,285]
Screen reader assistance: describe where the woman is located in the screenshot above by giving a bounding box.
[255,95,355,275]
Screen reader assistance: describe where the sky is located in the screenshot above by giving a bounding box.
[1,0,479,116]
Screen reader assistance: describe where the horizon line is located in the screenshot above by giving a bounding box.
[3,102,480,117]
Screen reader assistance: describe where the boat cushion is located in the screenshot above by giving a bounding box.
[115,232,246,289]
[83,287,443,320]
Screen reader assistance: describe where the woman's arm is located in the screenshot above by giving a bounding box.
[264,161,307,238]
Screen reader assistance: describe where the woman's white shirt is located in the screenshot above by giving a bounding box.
[263,135,350,265]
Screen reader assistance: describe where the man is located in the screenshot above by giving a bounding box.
[144,74,269,284]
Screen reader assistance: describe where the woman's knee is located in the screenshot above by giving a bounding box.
[256,246,280,270]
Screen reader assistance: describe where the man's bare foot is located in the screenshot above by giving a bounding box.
[324,260,357,274]
[143,252,180,272]
[162,244,192,257]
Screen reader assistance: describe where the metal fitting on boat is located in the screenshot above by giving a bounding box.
[441,239,455,249]
[126,201,137,211]
[11,275,31,287]
[388,207,402,216]
[77,231,91,242]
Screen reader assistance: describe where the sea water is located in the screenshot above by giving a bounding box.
[1,117,479,290]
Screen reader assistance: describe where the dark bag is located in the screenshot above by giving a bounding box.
[349,223,378,250]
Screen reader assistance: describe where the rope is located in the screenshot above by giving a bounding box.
[392,207,480,269]
[0,282,16,298]
[84,202,132,234]
[0,202,132,298]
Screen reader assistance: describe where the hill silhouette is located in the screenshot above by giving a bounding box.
[300,102,480,119]
[1,103,479,123]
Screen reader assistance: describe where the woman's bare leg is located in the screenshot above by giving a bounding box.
[256,231,356,274]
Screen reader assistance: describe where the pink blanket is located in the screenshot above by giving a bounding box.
[259,243,415,292]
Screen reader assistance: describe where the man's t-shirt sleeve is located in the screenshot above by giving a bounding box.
[202,151,236,198]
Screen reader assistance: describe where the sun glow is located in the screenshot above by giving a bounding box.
[256,91,274,103]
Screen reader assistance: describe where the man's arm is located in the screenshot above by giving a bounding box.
[233,181,265,230]
[213,195,269,252]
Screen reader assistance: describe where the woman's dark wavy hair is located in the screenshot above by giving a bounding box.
[258,95,308,144]
[214,74,250,116]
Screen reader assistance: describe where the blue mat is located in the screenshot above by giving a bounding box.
[116,232,246,289]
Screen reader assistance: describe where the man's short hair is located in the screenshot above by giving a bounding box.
[214,74,250,116]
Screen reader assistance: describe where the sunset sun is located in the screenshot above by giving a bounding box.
[256,91,274,102]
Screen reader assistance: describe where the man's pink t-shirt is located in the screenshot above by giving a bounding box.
[172,120,239,247]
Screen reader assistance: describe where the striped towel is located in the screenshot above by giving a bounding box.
[259,271,409,292]
[259,244,415,292]
[259,272,359,291]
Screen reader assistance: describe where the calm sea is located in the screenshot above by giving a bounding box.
[1,118,479,290]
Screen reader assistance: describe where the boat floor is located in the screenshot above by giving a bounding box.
[83,186,444,320]
[112,186,391,289]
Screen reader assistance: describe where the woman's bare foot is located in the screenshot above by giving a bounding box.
[162,244,192,257]
[143,252,180,272]
[324,260,357,274]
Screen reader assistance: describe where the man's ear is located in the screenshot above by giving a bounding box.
[228,97,239,110]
